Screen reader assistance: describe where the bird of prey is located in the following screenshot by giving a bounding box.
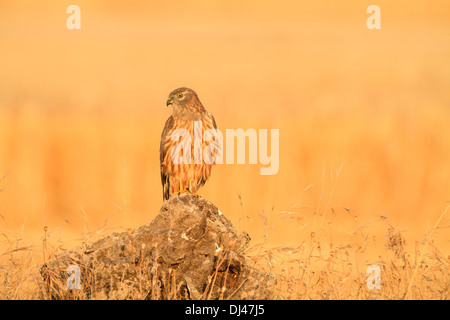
[160,87,217,201]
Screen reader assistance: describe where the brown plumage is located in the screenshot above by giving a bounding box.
[160,87,217,201]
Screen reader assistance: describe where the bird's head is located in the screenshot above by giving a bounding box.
[166,87,204,115]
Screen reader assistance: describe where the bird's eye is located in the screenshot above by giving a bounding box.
[177,93,183,99]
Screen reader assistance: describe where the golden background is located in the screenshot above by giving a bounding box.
[0,1,449,298]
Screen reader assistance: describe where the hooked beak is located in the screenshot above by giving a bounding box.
[166,97,173,107]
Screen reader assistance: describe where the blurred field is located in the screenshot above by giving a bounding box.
[0,0,449,299]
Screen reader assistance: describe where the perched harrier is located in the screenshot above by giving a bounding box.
[160,88,217,201]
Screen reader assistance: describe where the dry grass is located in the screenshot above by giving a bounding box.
[0,203,448,300]
[1,0,450,299]
[249,208,450,300]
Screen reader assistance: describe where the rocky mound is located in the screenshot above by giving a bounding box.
[40,193,276,299]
